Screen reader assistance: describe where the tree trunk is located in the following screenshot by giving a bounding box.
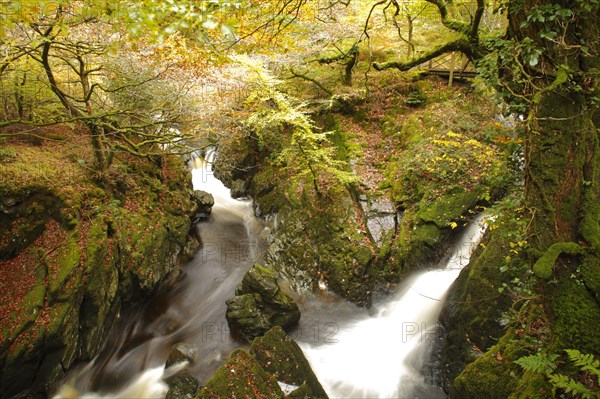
[407,17,414,59]
[509,0,600,356]
[344,49,358,86]
[525,91,599,251]
[507,0,600,252]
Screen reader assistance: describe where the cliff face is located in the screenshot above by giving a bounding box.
[0,125,198,398]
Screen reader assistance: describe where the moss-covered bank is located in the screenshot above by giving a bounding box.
[213,75,513,306]
[0,125,199,397]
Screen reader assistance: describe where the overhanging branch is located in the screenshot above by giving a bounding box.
[373,39,472,71]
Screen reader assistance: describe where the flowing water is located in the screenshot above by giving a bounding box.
[54,150,268,398]
[54,151,487,399]
[297,215,487,398]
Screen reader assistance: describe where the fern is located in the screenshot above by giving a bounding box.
[515,353,559,374]
[567,350,600,380]
[515,350,600,398]
[548,374,596,399]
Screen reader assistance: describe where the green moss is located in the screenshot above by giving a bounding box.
[198,350,284,399]
[417,191,480,228]
[581,188,600,250]
[547,277,600,355]
[48,233,81,297]
[452,332,523,399]
[453,351,517,399]
[398,115,423,145]
[509,370,552,399]
[532,242,583,279]
[580,255,600,300]
[250,326,328,398]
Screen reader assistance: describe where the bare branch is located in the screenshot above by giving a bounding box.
[288,67,333,95]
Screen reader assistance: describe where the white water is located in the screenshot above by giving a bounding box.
[300,215,488,398]
[54,149,266,399]
[54,148,488,399]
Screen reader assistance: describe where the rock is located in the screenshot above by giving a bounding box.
[180,235,200,260]
[2,196,19,207]
[166,343,196,368]
[330,93,365,114]
[198,350,284,398]
[226,264,300,342]
[364,196,397,246]
[198,328,328,398]
[225,294,272,341]
[251,326,328,398]
[191,190,214,222]
[165,374,200,399]
[0,156,197,398]
[230,179,248,199]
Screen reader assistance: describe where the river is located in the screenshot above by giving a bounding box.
[54,151,487,399]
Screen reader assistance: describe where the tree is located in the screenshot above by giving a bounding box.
[240,55,357,196]
[371,0,488,71]
[502,0,599,253]
[1,1,201,174]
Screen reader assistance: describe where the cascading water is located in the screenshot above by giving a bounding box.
[53,147,487,399]
[298,214,488,398]
[54,149,268,398]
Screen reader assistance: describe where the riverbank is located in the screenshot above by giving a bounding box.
[0,124,202,398]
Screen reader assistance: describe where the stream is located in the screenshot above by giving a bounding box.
[54,151,487,399]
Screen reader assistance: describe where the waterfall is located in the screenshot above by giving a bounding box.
[53,149,267,399]
[299,215,488,398]
[53,147,488,399]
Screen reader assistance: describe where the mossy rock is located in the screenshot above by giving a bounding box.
[197,350,284,399]
[166,374,200,399]
[580,255,600,301]
[226,293,272,341]
[452,350,518,399]
[0,132,198,398]
[417,191,480,228]
[192,190,214,221]
[451,333,522,399]
[250,326,328,398]
[440,213,519,386]
[226,265,300,342]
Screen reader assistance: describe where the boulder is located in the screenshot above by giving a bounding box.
[198,328,328,399]
[251,326,328,398]
[166,343,196,368]
[226,264,300,342]
[230,179,248,199]
[192,190,214,222]
[165,374,200,399]
[197,350,284,398]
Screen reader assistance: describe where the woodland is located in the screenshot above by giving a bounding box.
[0,1,598,398]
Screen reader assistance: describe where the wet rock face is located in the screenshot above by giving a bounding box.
[166,374,200,399]
[191,190,214,222]
[166,343,196,368]
[225,264,300,342]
